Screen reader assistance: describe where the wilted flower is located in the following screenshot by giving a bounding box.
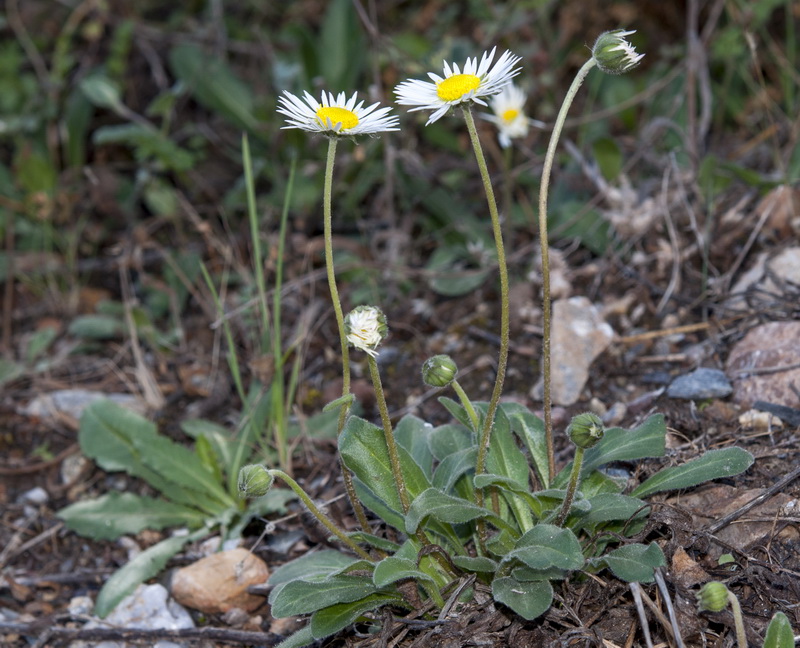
[394,47,522,125]
[277,90,399,136]
[345,306,388,357]
[592,30,644,75]
[484,83,538,148]
[422,355,458,388]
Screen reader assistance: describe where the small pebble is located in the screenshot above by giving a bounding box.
[19,487,49,506]
[666,368,732,400]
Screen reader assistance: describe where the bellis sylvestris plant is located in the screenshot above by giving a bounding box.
[236,31,754,648]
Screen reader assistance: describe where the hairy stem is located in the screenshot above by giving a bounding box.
[367,355,410,513]
[451,379,481,436]
[555,446,584,526]
[323,137,371,532]
[461,106,510,513]
[538,58,597,482]
[270,470,372,561]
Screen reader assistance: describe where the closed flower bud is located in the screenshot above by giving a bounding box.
[697,581,730,613]
[592,30,644,75]
[238,464,274,498]
[568,412,605,449]
[345,305,388,357]
[422,355,458,388]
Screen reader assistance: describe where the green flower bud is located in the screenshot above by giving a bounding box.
[345,305,388,357]
[697,581,730,613]
[238,464,274,498]
[422,355,458,388]
[567,412,605,449]
[592,30,644,75]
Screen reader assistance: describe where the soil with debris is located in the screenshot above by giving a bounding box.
[2,2,799,647]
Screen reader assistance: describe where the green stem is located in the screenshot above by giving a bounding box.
[538,58,597,483]
[269,469,373,561]
[555,446,584,526]
[451,379,480,436]
[323,137,371,532]
[461,106,510,511]
[727,591,748,648]
[367,355,410,513]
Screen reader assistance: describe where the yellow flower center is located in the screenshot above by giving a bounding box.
[501,108,519,123]
[316,106,359,131]
[436,74,481,102]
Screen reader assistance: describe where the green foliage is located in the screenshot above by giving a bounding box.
[57,400,294,616]
[763,612,795,648]
[248,403,752,647]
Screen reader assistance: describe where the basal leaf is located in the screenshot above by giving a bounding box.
[58,492,205,540]
[437,397,474,430]
[373,556,435,588]
[395,415,435,479]
[630,447,754,499]
[270,574,378,618]
[592,542,666,583]
[505,406,549,487]
[404,488,516,536]
[428,421,473,460]
[95,528,206,617]
[486,407,533,532]
[311,592,403,639]
[577,493,649,528]
[492,577,553,620]
[452,556,498,572]
[432,447,476,493]
[763,612,795,648]
[506,524,584,571]
[268,550,364,587]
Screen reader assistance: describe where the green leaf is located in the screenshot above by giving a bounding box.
[452,556,498,572]
[492,577,553,620]
[555,414,667,487]
[269,550,364,587]
[763,612,795,648]
[432,447,476,493]
[68,314,124,340]
[473,474,544,518]
[373,556,436,588]
[506,525,584,571]
[577,493,649,527]
[168,43,258,132]
[592,543,666,583]
[95,529,205,617]
[630,447,754,498]
[0,358,25,387]
[395,415,435,479]
[505,407,549,487]
[58,492,206,540]
[346,532,401,553]
[436,397,474,432]
[181,419,237,478]
[340,416,431,519]
[269,574,378,618]
[79,74,123,110]
[311,592,402,639]
[486,407,533,532]
[428,421,473,460]
[274,624,313,648]
[78,400,229,514]
[93,124,195,172]
[404,488,516,536]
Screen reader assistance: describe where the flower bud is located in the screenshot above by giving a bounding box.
[422,355,458,388]
[345,305,388,357]
[238,464,274,498]
[567,412,605,449]
[592,30,644,75]
[697,581,730,613]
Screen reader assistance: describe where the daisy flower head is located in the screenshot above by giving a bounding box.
[394,47,522,125]
[592,30,644,75]
[345,305,388,358]
[485,83,536,148]
[277,90,400,137]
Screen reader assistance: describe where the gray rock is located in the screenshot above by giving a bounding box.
[667,368,732,400]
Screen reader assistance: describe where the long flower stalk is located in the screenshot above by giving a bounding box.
[537,58,596,482]
[323,137,371,532]
[461,105,510,515]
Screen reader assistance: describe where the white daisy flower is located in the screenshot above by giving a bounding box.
[277,90,400,136]
[345,305,388,358]
[484,83,541,148]
[394,47,522,125]
[592,30,645,75]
